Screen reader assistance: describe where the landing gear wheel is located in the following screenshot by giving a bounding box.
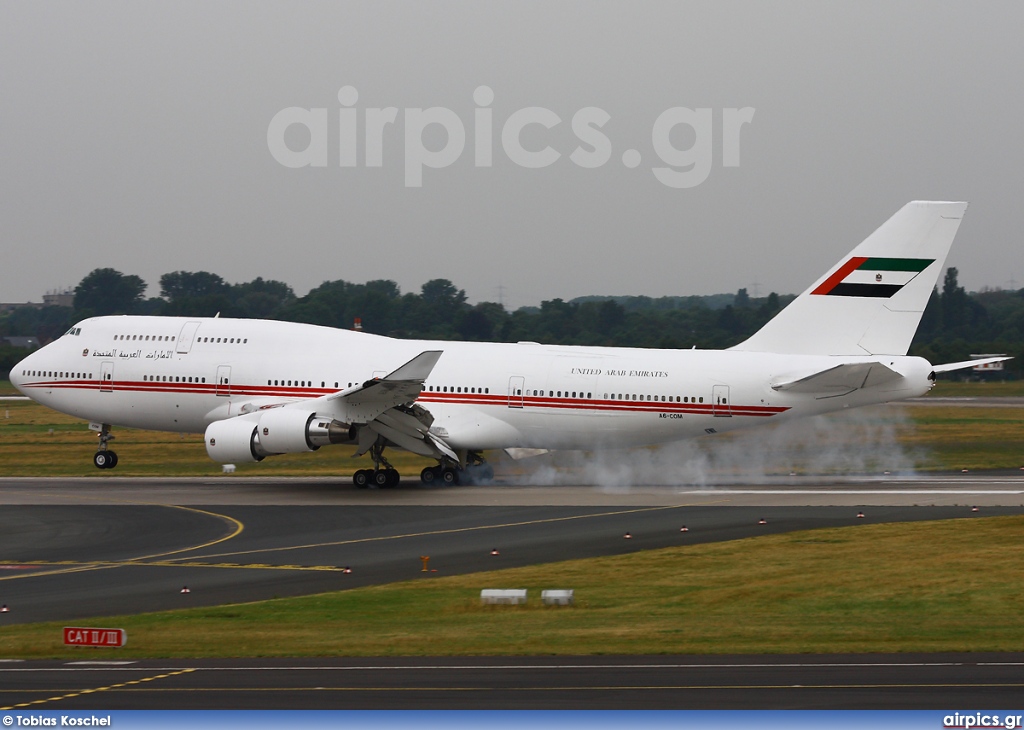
[107,451,118,469]
[420,466,440,484]
[372,468,395,487]
[441,467,460,485]
[93,451,112,470]
[353,469,371,489]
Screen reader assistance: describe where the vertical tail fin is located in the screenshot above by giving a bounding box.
[731,201,967,356]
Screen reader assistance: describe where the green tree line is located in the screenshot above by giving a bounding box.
[2,266,1022,378]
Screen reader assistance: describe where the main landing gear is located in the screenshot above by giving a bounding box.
[419,451,494,486]
[93,424,118,470]
[350,445,496,488]
[352,442,400,489]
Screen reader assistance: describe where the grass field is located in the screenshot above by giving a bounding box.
[1,516,1022,658]
[927,379,1024,397]
[2,380,1021,476]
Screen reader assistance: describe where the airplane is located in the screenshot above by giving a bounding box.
[10,201,1009,487]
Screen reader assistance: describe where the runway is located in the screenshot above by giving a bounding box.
[2,475,1024,624]
[1,475,1023,709]
[2,655,1024,709]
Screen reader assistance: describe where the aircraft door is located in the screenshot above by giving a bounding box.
[508,376,525,408]
[176,321,201,354]
[100,361,114,392]
[216,365,231,396]
[712,385,731,417]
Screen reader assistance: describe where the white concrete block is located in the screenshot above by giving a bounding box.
[480,589,527,605]
[541,589,574,606]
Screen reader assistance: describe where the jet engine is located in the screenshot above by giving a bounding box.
[205,409,358,463]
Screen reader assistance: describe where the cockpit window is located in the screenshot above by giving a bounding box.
[63,327,83,337]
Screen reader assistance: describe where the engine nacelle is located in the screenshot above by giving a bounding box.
[205,416,267,463]
[256,408,358,454]
[205,410,358,464]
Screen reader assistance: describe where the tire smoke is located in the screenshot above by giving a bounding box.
[509,405,922,488]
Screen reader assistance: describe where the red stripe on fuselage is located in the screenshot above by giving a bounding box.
[25,381,790,418]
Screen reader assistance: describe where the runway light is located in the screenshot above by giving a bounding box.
[490,548,500,556]
[962,469,969,473]
[623,532,632,539]
[180,586,190,594]
[758,518,767,525]
[789,472,796,477]
[343,566,352,574]
[680,525,689,532]
[857,511,865,519]
[420,556,430,572]
[971,506,979,512]
[1,604,8,613]
[883,471,891,476]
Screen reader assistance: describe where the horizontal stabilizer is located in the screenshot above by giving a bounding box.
[504,447,550,460]
[931,356,1013,374]
[772,361,903,396]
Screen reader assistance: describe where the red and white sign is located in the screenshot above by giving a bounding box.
[63,627,126,647]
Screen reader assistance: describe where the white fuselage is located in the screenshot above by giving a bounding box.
[11,315,934,453]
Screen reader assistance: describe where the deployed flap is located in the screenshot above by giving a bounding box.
[772,361,903,396]
[931,356,1012,374]
[362,407,457,460]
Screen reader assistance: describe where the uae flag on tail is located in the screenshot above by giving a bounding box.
[812,257,934,298]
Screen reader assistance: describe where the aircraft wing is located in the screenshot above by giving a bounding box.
[771,361,903,397]
[311,349,456,460]
[317,350,442,423]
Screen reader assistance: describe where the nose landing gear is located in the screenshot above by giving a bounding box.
[93,424,118,469]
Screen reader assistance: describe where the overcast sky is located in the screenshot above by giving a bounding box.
[2,1,1022,309]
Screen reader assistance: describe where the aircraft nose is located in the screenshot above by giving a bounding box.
[9,352,33,394]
